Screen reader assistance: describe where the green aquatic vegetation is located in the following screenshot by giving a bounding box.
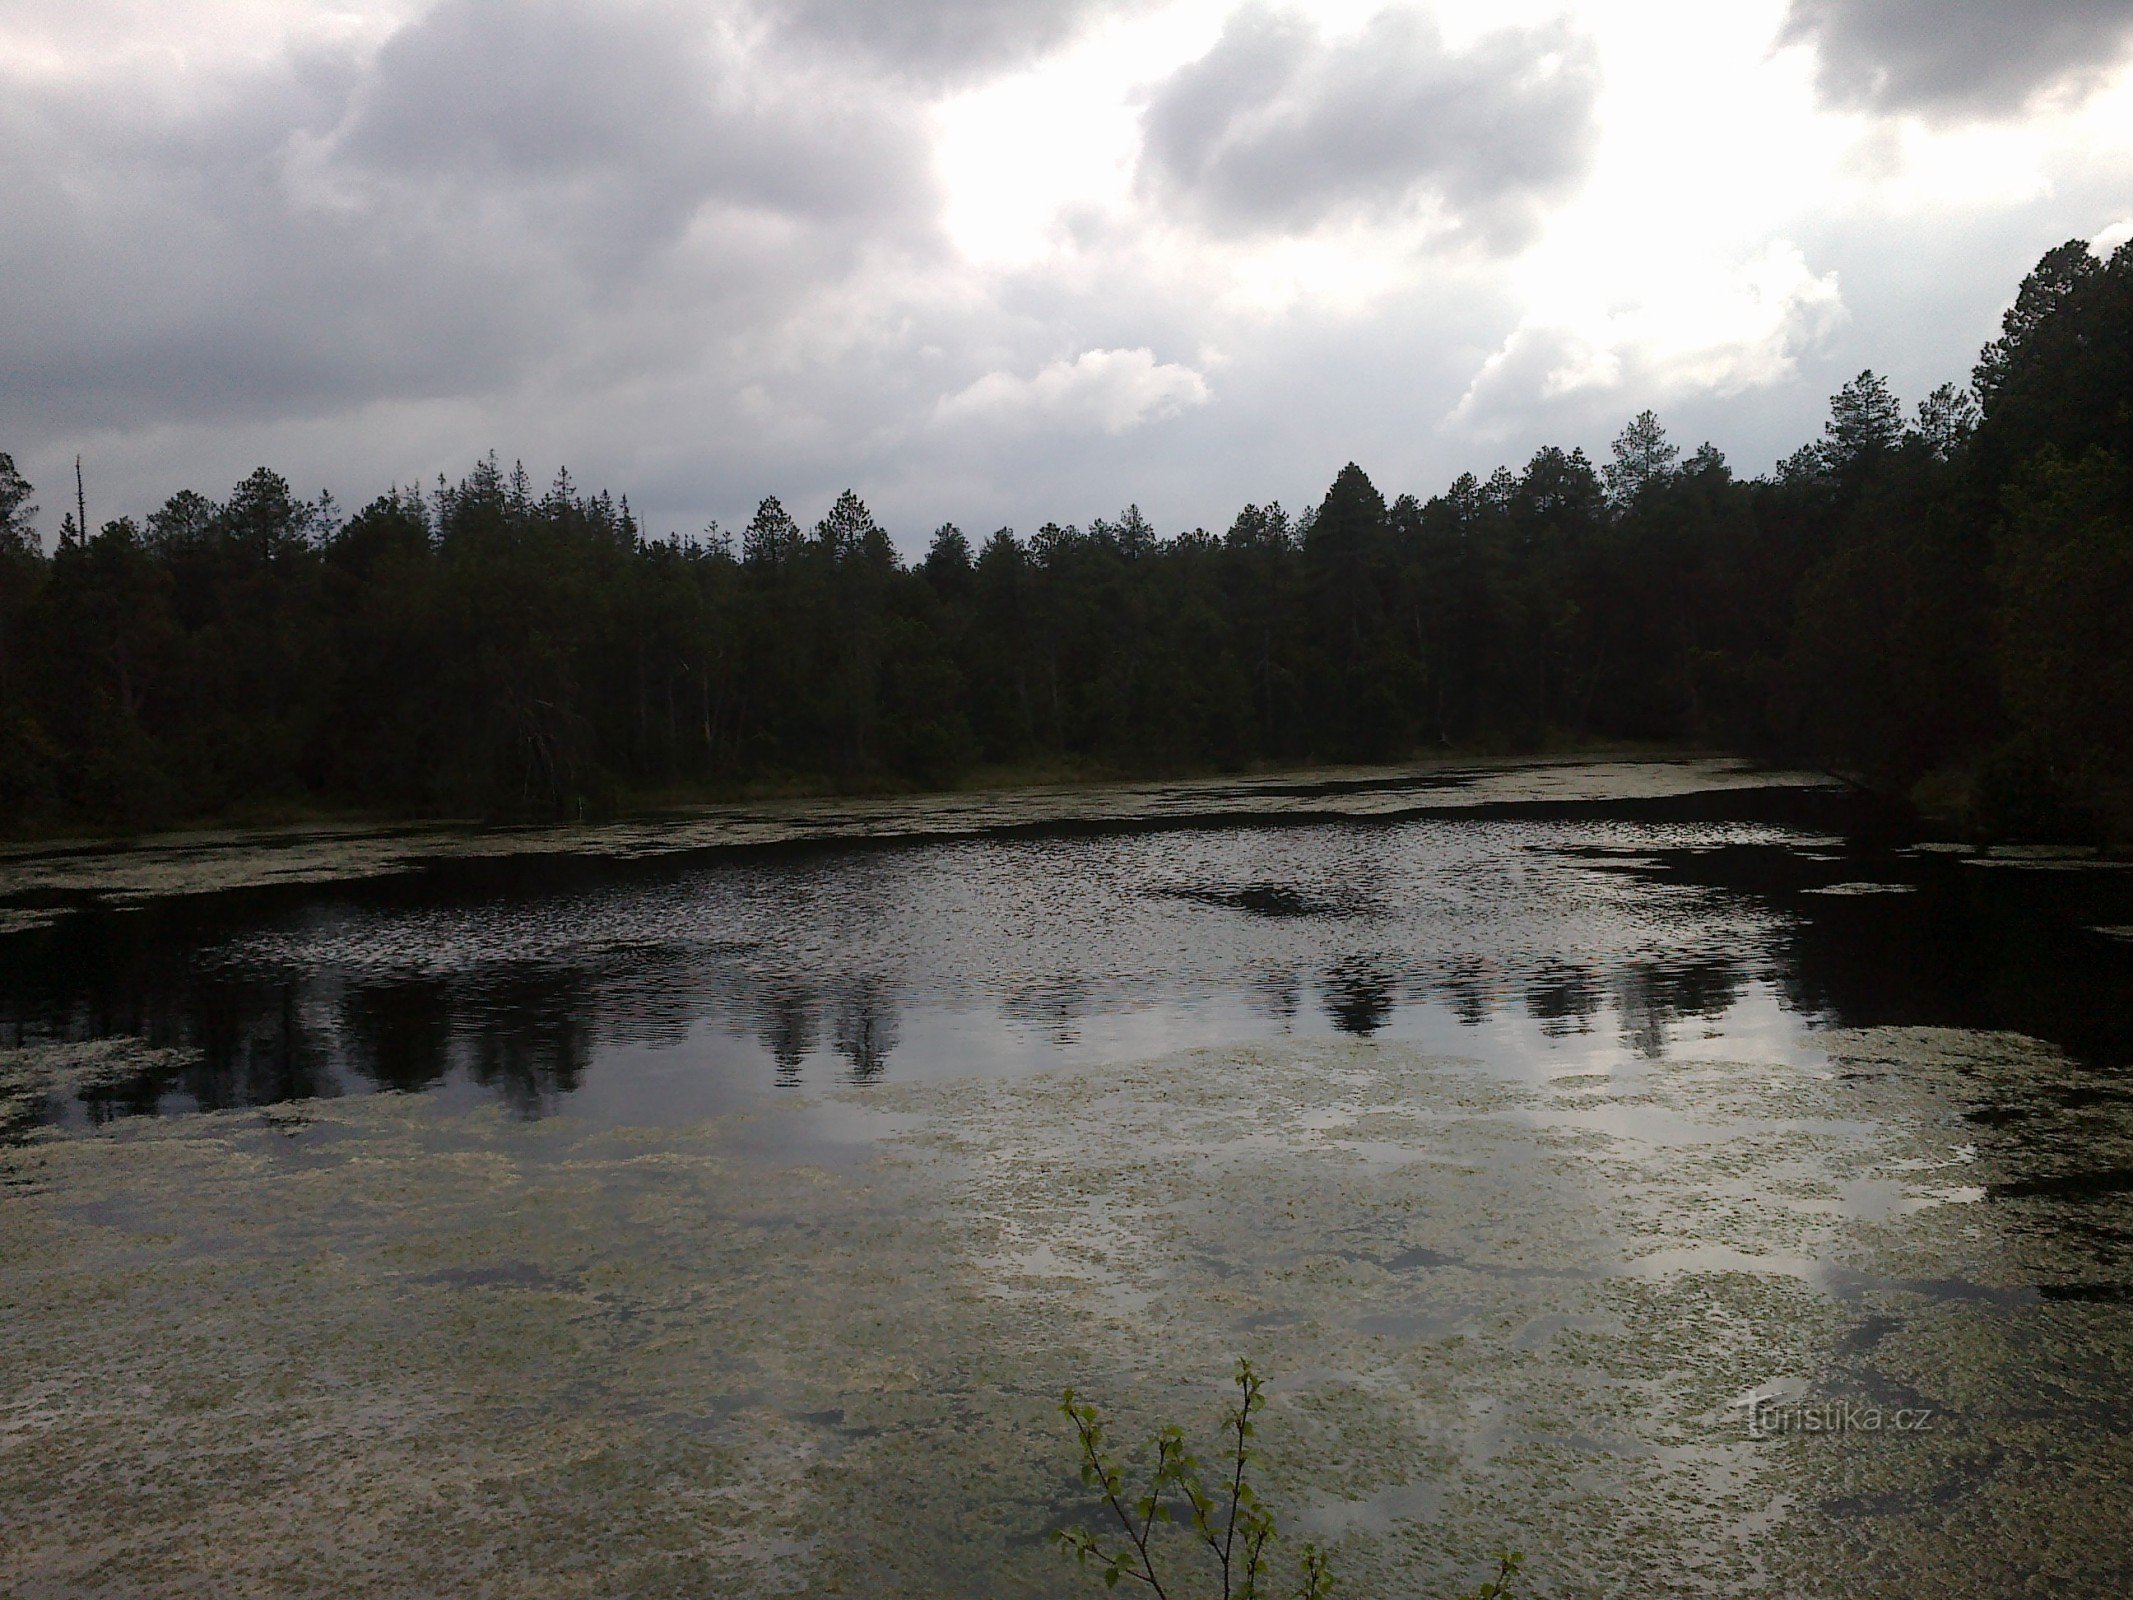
[0,1036,202,1140]
[6,1027,2130,1596]
[0,756,1822,916]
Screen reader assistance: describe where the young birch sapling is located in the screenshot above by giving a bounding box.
[1052,1359,1527,1600]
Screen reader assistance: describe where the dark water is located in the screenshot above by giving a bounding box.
[6,784,2131,1133]
[11,778,2133,1598]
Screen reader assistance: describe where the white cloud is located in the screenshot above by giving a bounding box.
[931,348,1212,436]
[1449,241,1846,434]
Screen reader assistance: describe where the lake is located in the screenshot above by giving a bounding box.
[5,758,2132,1597]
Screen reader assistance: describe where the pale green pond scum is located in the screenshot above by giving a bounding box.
[4,759,2132,1596]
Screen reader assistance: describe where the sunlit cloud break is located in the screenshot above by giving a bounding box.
[931,348,1213,437]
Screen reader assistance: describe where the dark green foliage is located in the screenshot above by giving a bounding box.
[0,452,36,552]
[1818,370,1904,481]
[0,453,50,812]
[1602,409,1679,508]
[1972,237,2133,481]
[1990,447,2133,830]
[1,242,2128,840]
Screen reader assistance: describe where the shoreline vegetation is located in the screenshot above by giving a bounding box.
[3,238,2128,849]
[0,738,1759,849]
[0,753,1834,919]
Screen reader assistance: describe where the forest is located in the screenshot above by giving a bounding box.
[1,238,2128,842]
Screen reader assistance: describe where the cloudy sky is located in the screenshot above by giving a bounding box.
[5,0,2131,548]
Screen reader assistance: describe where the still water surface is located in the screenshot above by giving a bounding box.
[7,781,2130,1129]
[6,766,2133,1597]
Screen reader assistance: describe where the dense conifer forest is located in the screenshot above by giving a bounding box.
[2,239,2128,839]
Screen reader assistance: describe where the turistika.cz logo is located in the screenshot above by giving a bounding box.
[1747,1398,1934,1437]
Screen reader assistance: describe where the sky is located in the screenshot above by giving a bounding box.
[4,0,2132,550]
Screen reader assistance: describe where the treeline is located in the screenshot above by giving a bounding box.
[1,239,2128,838]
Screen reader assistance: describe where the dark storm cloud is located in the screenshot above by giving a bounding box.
[1138,5,1600,248]
[764,0,1129,83]
[343,0,922,230]
[0,0,935,438]
[0,57,507,431]
[1781,0,2133,117]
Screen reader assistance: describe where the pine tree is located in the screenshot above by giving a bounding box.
[1818,371,1903,479]
[1603,411,1679,507]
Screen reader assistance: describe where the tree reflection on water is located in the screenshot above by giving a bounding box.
[7,791,2132,1129]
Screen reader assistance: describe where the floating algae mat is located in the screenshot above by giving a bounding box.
[5,764,2133,1595]
[6,1031,2132,1597]
[0,756,1830,911]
